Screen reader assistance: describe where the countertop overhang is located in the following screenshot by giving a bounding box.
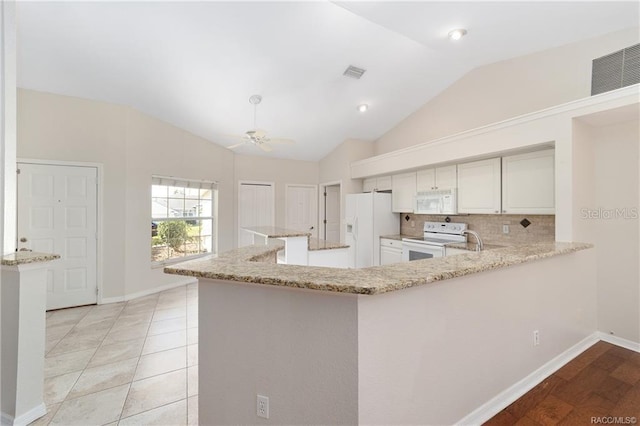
[165,241,593,295]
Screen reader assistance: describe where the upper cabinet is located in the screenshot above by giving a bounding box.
[391,172,416,213]
[502,149,555,214]
[416,165,457,192]
[363,175,392,193]
[457,158,502,214]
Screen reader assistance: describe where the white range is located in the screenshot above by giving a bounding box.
[402,221,468,261]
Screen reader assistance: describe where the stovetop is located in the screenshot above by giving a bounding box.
[401,221,468,246]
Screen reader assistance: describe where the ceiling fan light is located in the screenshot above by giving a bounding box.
[358,104,369,113]
[448,28,467,41]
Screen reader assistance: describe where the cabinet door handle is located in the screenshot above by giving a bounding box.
[494,210,499,214]
[502,210,506,213]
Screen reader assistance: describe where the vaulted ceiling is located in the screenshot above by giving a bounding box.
[16,1,639,161]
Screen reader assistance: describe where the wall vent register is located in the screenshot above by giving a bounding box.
[591,43,640,95]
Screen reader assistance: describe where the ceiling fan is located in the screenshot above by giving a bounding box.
[226,95,295,152]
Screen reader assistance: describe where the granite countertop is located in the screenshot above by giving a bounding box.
[380,234,417,241]
[243,226,311,238]
[1,251,61,266]
[308,237,349,251]
[165,241,593,296]
[445,242,506,252]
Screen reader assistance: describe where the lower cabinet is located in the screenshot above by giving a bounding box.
[380,238,403,265]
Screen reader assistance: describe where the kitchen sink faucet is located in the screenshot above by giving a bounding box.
[463,230,484,251]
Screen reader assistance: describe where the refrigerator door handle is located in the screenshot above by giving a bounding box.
[353,218,358,241]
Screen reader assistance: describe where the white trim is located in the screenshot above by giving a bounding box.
[17,159,104,307]
[100,276,197,304]
[597,331,640,353]
[318,180,342,242]
[1,403,47,426]
[237,180,275,247]
[456,333,600,426]
[284,183,319,238]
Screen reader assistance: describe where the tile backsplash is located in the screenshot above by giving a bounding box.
[400,214,555,245]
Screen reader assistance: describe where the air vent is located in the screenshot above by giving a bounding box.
[591,43,640,95]
[343,65,366,79]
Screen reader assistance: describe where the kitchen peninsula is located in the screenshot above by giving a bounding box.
[165,241,596,425]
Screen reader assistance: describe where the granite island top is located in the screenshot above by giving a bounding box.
[243,226,311,238]
[308,237,349,251]
[244,226,348,251]
[1,251,61,266]
[165,241,593,296]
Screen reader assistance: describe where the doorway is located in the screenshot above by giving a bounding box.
[320,183,341,243]
[17,161,99,310]
[237,181,275,247]
[285,184,318,238]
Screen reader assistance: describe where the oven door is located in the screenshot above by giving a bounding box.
[401,241,444,262]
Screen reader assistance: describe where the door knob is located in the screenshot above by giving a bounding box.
[20,237,27,243]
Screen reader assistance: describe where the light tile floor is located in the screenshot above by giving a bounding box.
[30,283,198,426]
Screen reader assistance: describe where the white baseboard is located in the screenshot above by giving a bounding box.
[597,331,640,353]
[99,277,197,305]
[456,333,601,426]
[1,403,47,426]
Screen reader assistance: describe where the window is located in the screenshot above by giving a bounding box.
[151,176,217,264]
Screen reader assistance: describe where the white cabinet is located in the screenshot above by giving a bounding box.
[363,176,392,193]
[416,165,457,192]
[457,158,502,214]
[380,238,403,265]
[502,149,555,214]
[391,172,416,213]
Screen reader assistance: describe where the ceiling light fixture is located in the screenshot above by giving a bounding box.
[358,104,368,113]
[448,28,467,41]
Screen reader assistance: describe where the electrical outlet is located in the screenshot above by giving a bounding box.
[502,224,509,234]
[410,220,415,228]
[257,395,269,419]
[533,330,540,346]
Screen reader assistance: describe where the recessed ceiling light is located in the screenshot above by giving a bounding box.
[448,28,467,41]
[358,104,369,112]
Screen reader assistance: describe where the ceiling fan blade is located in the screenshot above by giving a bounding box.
[253,129,268,138]
[227,142,246,150]
[267,138,296,145]
[258,143,273,152]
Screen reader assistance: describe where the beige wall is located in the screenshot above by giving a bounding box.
[572,117,640,342]
[375,27,640,156]
[17,90,129,299]
[17,89,235,299]
[318,139,375,242]
[124,108,235,296]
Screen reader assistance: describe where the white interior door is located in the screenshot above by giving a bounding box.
[286,185,318,238]
[324,185,340,242]
[238,182,274,247]
[17,163,98,310]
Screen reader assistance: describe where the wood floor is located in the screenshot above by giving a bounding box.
[484,341,640,426]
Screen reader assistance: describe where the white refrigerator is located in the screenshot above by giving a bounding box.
[345,192,399,268]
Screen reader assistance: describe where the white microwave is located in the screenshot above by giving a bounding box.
[414,189,457,215]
